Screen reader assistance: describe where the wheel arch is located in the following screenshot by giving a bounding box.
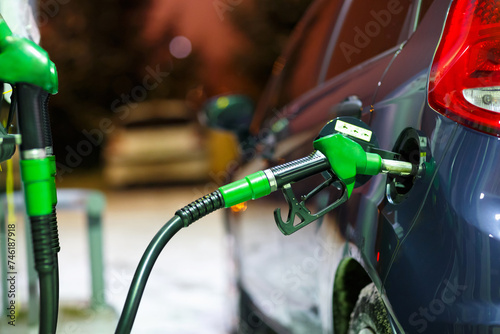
[332,257,372,334]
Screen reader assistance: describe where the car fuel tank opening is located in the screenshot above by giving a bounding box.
[386,128,429,204]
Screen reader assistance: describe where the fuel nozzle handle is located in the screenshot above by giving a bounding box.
[269,150,330,188]
[218,133,419,209]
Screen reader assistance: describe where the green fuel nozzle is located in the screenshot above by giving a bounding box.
[213,128,418,235]
[0,15,59,212]
[0,15,59,219]
[217,131,417,203]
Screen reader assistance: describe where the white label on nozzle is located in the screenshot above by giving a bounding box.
[334,120,372,142]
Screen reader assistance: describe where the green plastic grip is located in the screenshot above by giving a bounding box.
[313,133,382,197]
[219,170,271,208]
[20,158,54,216]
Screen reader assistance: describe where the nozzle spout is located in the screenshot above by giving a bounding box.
[381,159,418,176]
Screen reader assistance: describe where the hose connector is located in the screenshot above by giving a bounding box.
[20,157,54,217]
[218,171,271,208]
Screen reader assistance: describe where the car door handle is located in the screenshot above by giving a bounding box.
[331,95,362,118]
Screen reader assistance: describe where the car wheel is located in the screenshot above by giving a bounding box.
[348,283,392,334]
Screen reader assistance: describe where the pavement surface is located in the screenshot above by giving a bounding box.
[0,186,234,334]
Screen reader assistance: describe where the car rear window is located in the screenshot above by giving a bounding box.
[416,0,434,27]
[274,0,343,110]
[326,0,413,79]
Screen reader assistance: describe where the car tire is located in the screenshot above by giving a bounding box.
[348,283,392,334]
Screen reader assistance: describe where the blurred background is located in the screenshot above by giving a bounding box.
[43,0,313,187]
[0,0,314,333]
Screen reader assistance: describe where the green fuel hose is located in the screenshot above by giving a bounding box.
[115,216,184,334]
[116,191,225,333]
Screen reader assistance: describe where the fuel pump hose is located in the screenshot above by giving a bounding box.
[116,132,419,333]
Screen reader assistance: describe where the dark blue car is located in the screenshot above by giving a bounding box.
[206,0,500,332]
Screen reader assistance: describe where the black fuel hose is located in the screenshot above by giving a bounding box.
[115,191,224,334]
[30,214,57,334]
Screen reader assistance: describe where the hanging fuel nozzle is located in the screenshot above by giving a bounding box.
[0,15,60,334]
[0,14,59,215]
[0,15,58,196]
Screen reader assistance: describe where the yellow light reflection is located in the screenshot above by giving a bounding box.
[216,97,229,109]
[231,202,247,213]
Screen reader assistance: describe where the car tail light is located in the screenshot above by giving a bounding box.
[428,0,500,136]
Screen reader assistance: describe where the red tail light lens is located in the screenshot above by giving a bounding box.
[428,0,500,136]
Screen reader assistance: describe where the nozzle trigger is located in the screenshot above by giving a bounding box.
[274,173,348,236]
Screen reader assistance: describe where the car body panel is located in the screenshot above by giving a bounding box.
[383,119,500,333]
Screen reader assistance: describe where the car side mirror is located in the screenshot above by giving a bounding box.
[201,95,254,141]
